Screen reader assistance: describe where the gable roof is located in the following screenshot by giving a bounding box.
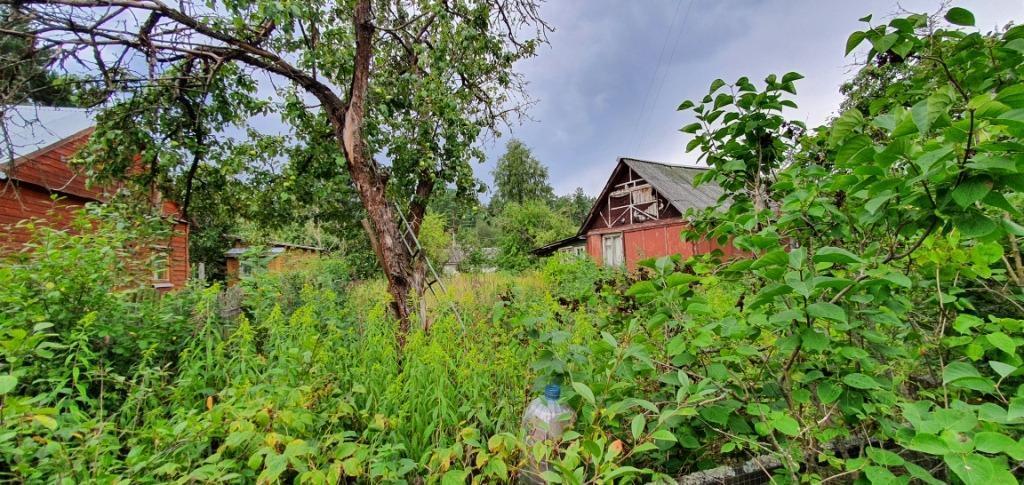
[3,106,95,163]
[578,157,723,235]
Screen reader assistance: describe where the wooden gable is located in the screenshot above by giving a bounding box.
[582,163,682,233]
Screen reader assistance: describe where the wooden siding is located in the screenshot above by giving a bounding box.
[1,132,189,290]
[586,219,740,271]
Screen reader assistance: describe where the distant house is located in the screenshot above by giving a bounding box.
[535,157,739,270]
[0,106,190,290]
[224,238,323,285]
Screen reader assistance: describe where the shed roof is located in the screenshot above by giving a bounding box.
[531,235,585,256]
[3,105,94,162]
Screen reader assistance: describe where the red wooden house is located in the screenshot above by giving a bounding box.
[536,157,738,270]
[0,106,190,290]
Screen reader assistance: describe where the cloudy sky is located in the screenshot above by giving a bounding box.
[478,0,1024,197]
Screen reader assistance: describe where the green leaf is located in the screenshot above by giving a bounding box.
[650,429,676,442]
[907,433,949,455]
[771,414,800,437]
[807,302,847,323]
[836,135,874,165]
[845,31,867,55]
[602,466,644,481]
[975,432,1018,455]
[817,381,842,404]
[880,271,912,288]
[988,361,1017,378]
[813,247,863,264]
[956,213,997,239]
[441,469,469,485]
[571,382,595,405]
[945,453,995,485]
[830,110,864,147]
[781,72,804,83]
[1009,397,1024,421]
[913,146,954,173]
[709,79,726,94]
[677,100,695,111]
[865,192,894,214]
[866,447,905,466]
[843,373,880,390]
[864,466,899,484]
[800,328,829,352]
[33,415,58,431]
[870,33,899,53]
[0,375,17,395]
[945,7,976,26]
[904,461,945,485]
[952,178,993,207]
[943,361,982,384]
[985,332,1017,355]
[631,414,646,441]
[680,122,702,134]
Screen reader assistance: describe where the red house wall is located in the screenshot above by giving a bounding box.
[0,132,189,290]
[586,219,739,271]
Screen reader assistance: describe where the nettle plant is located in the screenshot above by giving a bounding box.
[539,7,1024,484]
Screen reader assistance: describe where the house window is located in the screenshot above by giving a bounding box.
[152,252,170,281]
[560,245,585,257]
[602,233,624,267]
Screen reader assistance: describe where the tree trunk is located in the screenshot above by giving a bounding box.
[328,0,419,347]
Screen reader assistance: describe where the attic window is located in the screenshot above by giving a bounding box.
[631,185,655,204]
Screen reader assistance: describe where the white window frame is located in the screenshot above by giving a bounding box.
[602,233,624,268]
[152,251,170,282]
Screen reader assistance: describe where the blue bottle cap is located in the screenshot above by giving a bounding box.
[544,384,561,400]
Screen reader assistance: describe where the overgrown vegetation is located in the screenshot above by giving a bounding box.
[3,4,1024,484]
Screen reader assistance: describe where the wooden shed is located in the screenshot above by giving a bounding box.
[0,106,190,290]
[224,238,323,285]
[573,157,739,270]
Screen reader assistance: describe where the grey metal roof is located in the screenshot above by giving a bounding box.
[2,105,94,162]
[620,158,723,213]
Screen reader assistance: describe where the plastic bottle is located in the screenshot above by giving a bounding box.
[520,384,576,484]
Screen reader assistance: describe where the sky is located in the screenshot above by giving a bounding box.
[478,0,1024,197]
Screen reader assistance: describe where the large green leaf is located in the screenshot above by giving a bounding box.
[845,31,867,55]
[952,178,993,207]
[770,414,800,437]
[807,302,847,322]
[907,433,949,455]
[945,453,995,485]
[955,213,997,238]
[945,7,976,26]
[985,332,1017,355]
[0,375,17,395]
[572,382,595,405]
[843,373,880,390]
[836,135,875,165]
[943,361,981,384]
[813,247,863,264]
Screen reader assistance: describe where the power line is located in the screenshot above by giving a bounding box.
[637,0,695,154]
[628,0,685,153]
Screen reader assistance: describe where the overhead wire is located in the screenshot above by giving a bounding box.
[636,0,696,154]
[627,0,685,153]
